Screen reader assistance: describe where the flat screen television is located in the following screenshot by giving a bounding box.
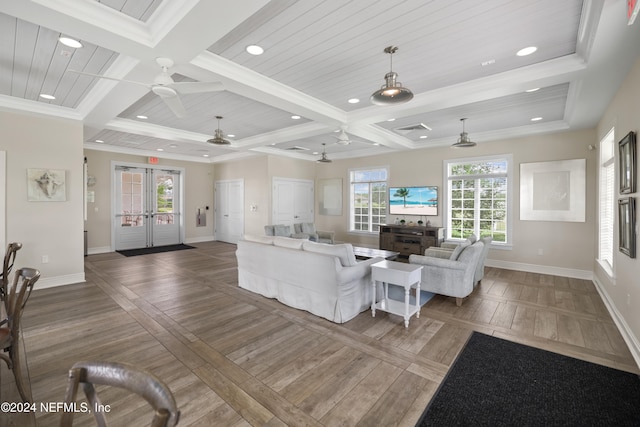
[389,186,438,216]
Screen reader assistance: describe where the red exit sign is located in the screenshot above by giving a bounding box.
[148,156,159,164]
[630,0,639,25]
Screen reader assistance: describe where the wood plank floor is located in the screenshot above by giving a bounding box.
[6,241,638,426]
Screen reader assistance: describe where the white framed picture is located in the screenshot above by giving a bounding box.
[27,168,66,202]
[520,159,585,222]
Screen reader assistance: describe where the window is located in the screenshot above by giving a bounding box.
[599,128,615,271]
[349,167,387,232]
[445,155,512,244]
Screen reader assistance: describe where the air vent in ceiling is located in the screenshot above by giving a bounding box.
[395,122,432,135]
[284,145,310,151]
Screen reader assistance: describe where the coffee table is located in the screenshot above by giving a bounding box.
[371,260,423,328]
[353,246,399,260]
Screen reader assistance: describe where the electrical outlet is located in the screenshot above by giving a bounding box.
[42,255,49,263]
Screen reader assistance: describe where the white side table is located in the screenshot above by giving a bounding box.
[371,260,423,328]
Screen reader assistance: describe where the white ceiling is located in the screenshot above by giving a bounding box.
[1,0,639,164]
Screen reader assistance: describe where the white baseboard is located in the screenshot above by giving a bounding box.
[485,259,593,280]
[592,276,640,369]
[184,236,215,244]
[87,246,111,255]
[36,272,85,290]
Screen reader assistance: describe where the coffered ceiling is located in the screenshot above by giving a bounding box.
[1,0,639,163]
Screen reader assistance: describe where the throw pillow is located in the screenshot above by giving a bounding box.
[302,241,357,266]
[449,239,471,260]
[273,224,291,237]
[273,236,305,249]
[468,233,477,243]
[301,222,316,234]
[264,225,275,236]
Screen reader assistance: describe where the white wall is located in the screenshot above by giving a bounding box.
[0,110,85,288]
[594,56,640,366]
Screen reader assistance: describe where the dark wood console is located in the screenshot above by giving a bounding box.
[379,224,445,259]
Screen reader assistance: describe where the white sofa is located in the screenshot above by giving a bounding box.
[236,235,383,323]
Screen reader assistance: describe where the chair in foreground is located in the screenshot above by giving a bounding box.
[1,242,22,302]
[0,267,40,402]
[60,361,180,427]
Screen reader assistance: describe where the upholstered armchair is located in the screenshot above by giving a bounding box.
[429,235,492,284]
[409,240,484,306]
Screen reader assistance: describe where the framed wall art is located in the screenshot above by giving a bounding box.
[318,178,342,215]
[520,159,586,222]
[618,197,636,258]
[619,131,636,194]
[27,168,66,202]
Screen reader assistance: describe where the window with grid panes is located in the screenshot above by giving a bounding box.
[446,156,511,244]
[599,128,615,272]
[349,167,387,232]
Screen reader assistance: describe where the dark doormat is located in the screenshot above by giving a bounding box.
[116,244,195,257]
[416,331,640,426]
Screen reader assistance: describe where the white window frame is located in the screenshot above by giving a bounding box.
[443,154,513,249]
[598,128,615,278]
[348,166,388,234]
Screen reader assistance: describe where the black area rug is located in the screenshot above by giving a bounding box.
[116,244,195,257]
[417,332,640,427]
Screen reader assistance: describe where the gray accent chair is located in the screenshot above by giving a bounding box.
[409,240,484,306]
[429,235,493,284]
[265,223,335,244]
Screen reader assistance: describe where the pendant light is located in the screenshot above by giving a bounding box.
[370,46,414,105]
[207,116,230,145]
[317,143,332,163]
[452,118,477,148]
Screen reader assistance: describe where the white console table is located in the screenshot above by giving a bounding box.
[371,260,423,328]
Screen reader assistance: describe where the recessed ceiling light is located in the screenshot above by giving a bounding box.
[387,118,396,122]
[348,98,360,104]
[481,59,496,66]
[169,144,178,149]
[291,115,301,120]
[246,44,264,55]
[525,88,540,92]
[95,139,104,143]
[59,36,83,48]
[531,117,543,121]
[419,135,428,139]
[516,46,537,56]
[136,115,148,119]
[227,134,235,138]
[157,148,164,151]
[39,93,55,100]
[203,154,209,157]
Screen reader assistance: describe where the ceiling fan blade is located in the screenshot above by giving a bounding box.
[67,69,149,88]
[170,81,224,94]
[159,93,187,118]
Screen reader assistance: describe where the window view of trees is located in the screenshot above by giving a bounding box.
[156,175,174,225]
[448,159,509,243]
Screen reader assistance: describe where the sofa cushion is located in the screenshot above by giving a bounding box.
[273,236,305,249]
[273,224,291,237]
[244,234,274,245]
[450,239,471,260]
[302,241,357,266]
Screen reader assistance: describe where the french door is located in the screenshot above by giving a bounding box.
[114,166,182,250]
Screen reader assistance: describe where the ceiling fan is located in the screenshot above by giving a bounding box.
[317,143,332,163]
[68,57,224,118]
[333,125,352,145]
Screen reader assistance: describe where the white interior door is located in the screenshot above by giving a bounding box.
[114,166,182,250]
[272,178,314,227]
[215,179,244,244]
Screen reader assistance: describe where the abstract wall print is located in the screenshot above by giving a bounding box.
[619,131,636,194]
[27,168,66,201]
[618,197,636,258]
[318,178,342,215]
[520,159,585,222]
